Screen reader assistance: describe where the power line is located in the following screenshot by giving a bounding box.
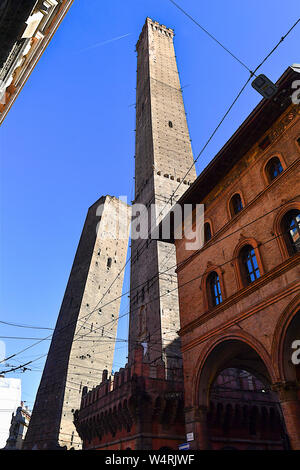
[168,0,300,79]
[28,14,300,356]
[252,17,300,75]
[0,354,47,375]
[54,13,265,345]
[153,15,300,227]
[86,14,298,327]
[3,24,298,441]
[0,324,179,377]
[1,196,297,368]
[65,189,300,341]
[167,0,254,74]
[1,17,298,371]
[12,223,294,374]
[0,320,53,330]
[74,246,131,337]
[62,228,299,355]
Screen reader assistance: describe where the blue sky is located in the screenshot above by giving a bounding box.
[0,0,299,409]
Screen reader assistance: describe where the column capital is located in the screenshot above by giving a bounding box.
[272,380,300,401]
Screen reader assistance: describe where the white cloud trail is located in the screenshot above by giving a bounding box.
[78,33,131,53]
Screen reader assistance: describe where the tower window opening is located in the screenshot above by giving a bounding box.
[107,257,112,269]
[168,121,173,128]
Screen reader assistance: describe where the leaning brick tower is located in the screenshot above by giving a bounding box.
[128,18,196,375]
[24,196,130,449]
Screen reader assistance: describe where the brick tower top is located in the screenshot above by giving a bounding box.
[136,17,174,50]
[133,17,196,204]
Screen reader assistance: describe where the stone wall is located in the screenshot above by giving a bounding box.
[24,196,130,449]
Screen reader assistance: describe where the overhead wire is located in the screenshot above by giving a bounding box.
[4,220,298,376]
[1,18,299,392]
[1,196,298,371]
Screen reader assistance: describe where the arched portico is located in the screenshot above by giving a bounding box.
[188,333,287,450]
[272,302,300,449]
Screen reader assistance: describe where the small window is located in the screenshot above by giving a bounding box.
[204,222,212,243]
[240,245,261,285]
[265,157,283,182]
[230,194,243,216]
[207,271,222,307]
[297,137,300,147]
[282,210,300,255]
[107,257,112,268]
[168,121,173,128]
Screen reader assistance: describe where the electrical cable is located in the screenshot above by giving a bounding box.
[1,17,299,378]
[1,196,298,369]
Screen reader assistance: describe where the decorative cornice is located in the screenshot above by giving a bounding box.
[0,0,74,125]
[177,77,300,209]
[204,104,299,208]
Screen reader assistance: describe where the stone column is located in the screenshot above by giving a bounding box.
[273,381,300,450]
[185,405,210,450]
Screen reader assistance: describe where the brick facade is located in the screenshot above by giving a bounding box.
[172,68,300,449]
[74,346,185,450]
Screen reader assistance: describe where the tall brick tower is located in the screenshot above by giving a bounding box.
[24,196,130,450]
[128,18,196,375]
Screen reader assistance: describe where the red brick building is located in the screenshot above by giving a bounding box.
[74,346,185,450]
[171,66,300,450]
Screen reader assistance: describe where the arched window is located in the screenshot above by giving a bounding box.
[265,157,283,182]
[207,271,223,307]
[229,193,243,217]
[282,210,300,255]
[107,257,112,269]
[168,121,173,128]
[204,222,212,243]
[239,245,261,285]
